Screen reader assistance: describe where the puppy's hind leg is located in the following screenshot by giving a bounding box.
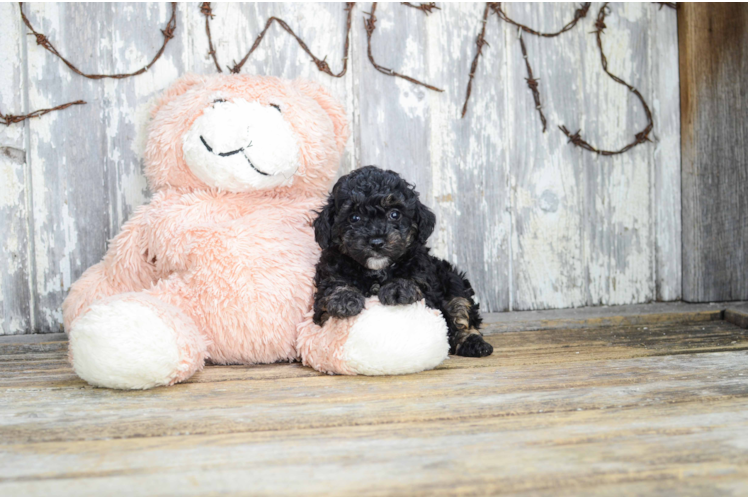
[444,297,493,357]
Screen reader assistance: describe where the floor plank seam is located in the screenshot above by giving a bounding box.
[4,390,747,448]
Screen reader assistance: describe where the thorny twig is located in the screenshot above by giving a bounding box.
[225,3,355,75]
[518,35,547,133]
[493,2,592,38]
[461,3,496,118]
[462,2,590,119]
[1,101,86,126]
[400,3,440,15]
[19,2,177,79]
[6,1,657,158]
[364,2,443,92]
[8,3,176,125]
[559,2,654,155]
[492,2,590,128]
[200,3,222,73]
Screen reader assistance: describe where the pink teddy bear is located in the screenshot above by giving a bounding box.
[63,74,448,390]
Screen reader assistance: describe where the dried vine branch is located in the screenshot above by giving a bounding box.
[492,3,591,128]
[227,3,355,75]
[19,2,177,80]
[364,3,443,92]
[8,3,177,124]
[461,3,495,118]
[203,1,441,90]
[400,2,440,15]
[200,3,222,73]
[6,1,656,158]
[493,2,592,38]
[462,2,590,119]
[518,35,547,132]
[0,100,86,126]
[559,3,654,156]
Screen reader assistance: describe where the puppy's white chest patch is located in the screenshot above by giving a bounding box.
[366,257,391,270]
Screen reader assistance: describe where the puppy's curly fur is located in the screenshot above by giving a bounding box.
[312,166,493,358]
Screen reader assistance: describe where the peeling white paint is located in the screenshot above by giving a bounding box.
[0,155,24,208]
[58,197,79,292]
[0,3,682,333]
[27,3,62,81]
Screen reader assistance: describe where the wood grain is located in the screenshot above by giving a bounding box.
[651,3,682,301]
[424,3,511,312]
[679,3,748,302]
[0,3,32,334]
[0,3,684,334]
[725,304,748,329]
[581,3,655,306]
[1,321,747,445]
[1,318,747,494]
[1,316,746,390]
[2,351,747,446]
[26,3,112,333]
[502,3,587,311]
[481,300,733,333]
[355,3,434,200]
[2,398,748,495]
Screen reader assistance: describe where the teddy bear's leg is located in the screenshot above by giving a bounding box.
[63,204,158,333]
[68,289,208,390]
[297,298,450,376]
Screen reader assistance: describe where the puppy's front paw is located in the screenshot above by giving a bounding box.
[378,278,424,306]
[326,288,366,318]
[455,334,493,358]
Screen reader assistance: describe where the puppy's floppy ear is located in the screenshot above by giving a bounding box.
[313,195,336,249]
[415,200,436,244]
[314,174,351,248]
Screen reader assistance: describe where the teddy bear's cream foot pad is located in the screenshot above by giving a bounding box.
[297,298,449,376]
[69,293,208,390]
[342,300,450,376]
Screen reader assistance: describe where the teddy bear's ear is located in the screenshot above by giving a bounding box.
[295,81,349,155]
[149,73,208,119]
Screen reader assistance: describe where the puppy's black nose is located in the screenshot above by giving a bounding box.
[369,237,385,250]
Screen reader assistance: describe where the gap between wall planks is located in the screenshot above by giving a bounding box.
[0,3,681,334]
[679,3,748,303]
[0,4,32,334]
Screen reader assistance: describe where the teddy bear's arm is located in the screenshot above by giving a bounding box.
[62,203,157,332]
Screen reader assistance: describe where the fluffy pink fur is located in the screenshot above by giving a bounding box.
[296,303,361,376]
[63,74,348,378]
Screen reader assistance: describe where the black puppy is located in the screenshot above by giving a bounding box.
[312,166,493,358]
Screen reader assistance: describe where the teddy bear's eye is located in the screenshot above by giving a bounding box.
[270,104,281,113]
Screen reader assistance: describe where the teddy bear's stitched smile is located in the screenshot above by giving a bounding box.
[199,135,270,177]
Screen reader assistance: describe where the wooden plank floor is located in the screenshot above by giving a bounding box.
[1,308,748,495]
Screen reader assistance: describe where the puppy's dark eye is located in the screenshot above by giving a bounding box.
[388,210,402,221]
[213,99,226,104]
[349,214,361,223]
[270,103,281,112]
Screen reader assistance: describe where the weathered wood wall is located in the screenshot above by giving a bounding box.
[679,3,748,303]
[0,2,681,334]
